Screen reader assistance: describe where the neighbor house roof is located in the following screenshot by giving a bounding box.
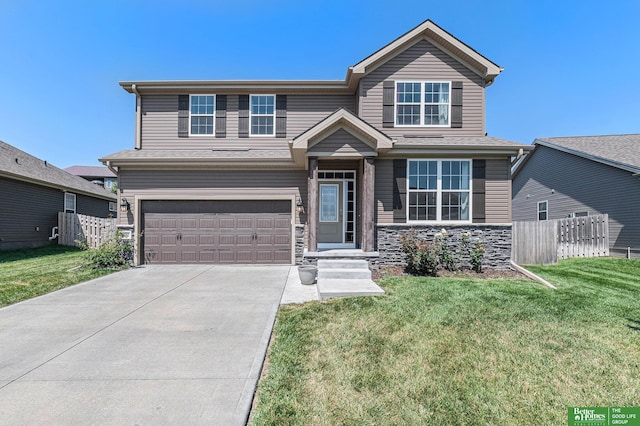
[0,141,116,200]
[64,165,116,178]
[533,134,640,174]
[119,19,502,95]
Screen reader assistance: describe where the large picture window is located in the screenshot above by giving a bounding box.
[250,95,275,136]
[190,95,215,135]
[407,160,471,222]
[396,81,450,126]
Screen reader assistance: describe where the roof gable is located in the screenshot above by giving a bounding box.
[0,141,116,200]
[290,108,393,167]
[351,19,502,84]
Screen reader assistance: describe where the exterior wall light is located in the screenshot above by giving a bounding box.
[120,198,130,213]
[296,198,305,214]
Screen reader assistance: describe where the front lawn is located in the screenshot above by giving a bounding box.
[251,258,640,425]
[0,245,117,307]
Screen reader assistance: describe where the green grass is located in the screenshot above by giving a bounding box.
[251,258,640,425]
[0,245,117,307]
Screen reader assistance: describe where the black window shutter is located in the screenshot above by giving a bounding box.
[451,81,463,128]
[215,95,227,138]
[383,80,395,128]
[178,95,189,138]
[238,95,249,138]
[472,159,486,223]
[393,159,407,222]
[276,95,287,138]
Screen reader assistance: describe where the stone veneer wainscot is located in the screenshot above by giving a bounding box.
[375,224,513,270]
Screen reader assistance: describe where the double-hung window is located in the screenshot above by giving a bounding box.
[250,95,275,136]
[190,95,215,135]
[537,201,548,221]
[396,81,450,126]
[407,160,471,222]
[64,193,76,213]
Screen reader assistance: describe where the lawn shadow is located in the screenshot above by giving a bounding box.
[626,318,640,332]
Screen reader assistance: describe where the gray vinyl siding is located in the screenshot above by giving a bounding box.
[308,129,373,154]
[485,159,511,223]
[118,169,308,226]
[359,39,485,137]
[76,194,112,218]
[140,94,355,149]
[512,145,640,251]
[375,158,511,224]
[0,177,61,249]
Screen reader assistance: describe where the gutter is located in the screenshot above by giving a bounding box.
[131,84,142,149]
[105,160,118,176]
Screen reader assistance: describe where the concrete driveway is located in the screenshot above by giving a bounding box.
[0,265,290,425]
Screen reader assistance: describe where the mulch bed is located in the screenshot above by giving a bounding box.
[372,265,526,282]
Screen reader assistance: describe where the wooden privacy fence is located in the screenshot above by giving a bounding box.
[512,214,609,265]
[58,212,117,249]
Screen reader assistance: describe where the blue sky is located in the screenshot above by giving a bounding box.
[1,0,639,168]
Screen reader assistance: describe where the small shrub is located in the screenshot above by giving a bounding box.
[85,233,132,269]
[470,242,486,273]
[400,230,440,276]
[401,229,488,276]
[435,229,458,272]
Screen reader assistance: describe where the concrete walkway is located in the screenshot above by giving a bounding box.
[0,265,289,425]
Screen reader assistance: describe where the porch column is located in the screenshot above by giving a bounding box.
[308,157,318,252]
[362,156,375,252]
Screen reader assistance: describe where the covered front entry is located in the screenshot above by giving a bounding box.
[317,171,356,248]
[141,200,292,264]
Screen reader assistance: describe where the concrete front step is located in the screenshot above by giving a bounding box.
[318,268,372,280]
[317,278,385,301]
[317,259,370,269]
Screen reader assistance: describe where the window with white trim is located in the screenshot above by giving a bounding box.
[250,95,275,136]
[537,201,548,221]
[190,95,215,135]
[396,81,450,126]
[407,160,471,222]
[64,193,76,213]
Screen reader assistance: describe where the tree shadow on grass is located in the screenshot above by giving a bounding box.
[626,318,640,331]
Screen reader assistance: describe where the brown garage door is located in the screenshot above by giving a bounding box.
[142,200,291,264]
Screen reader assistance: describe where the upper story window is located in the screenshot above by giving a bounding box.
[407,160,470,222]
[64,192,76,213]
[537,201,548,221]
[250,95,275,136]
[190,95,215,135]
[396,81,450,126]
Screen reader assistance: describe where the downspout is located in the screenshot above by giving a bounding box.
[132,84,142,150]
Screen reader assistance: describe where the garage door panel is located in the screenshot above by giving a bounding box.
[161,218,177,229]
[274,235,290,245]
[199,234,215,245]
[143,201,291,265]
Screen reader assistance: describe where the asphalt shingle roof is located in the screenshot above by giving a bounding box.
[64,165,116,178]
[0,141,116,200]
[535,134,640,173]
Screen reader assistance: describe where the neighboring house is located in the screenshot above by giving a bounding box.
[0,141,117,250]
[512,134,640,258]
[64,165,118,191]
[100,19,531,267]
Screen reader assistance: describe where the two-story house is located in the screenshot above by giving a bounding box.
[101,19,531,267]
